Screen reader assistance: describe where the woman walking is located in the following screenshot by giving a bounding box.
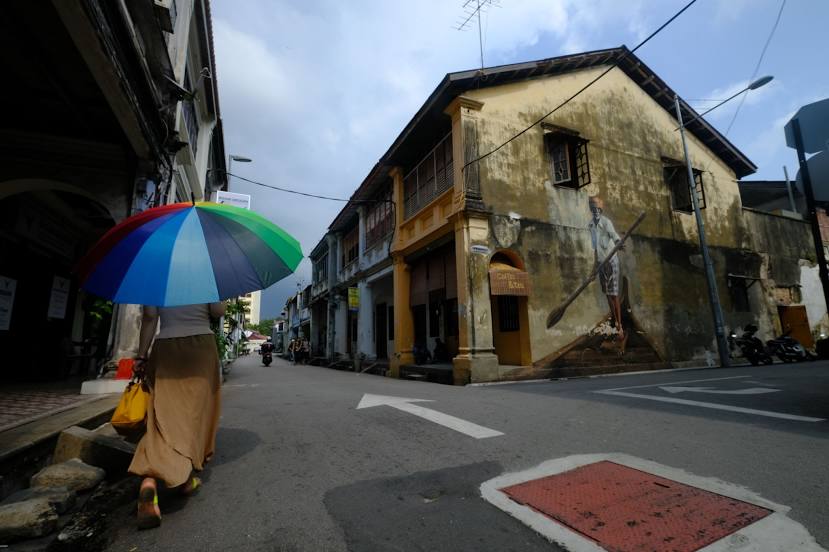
[129,302,225,529]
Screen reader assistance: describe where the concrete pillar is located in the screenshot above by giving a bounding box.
[357,205,367,268]
[326,233,338,361]
[452,214,499,384]
[357,280,374,360]
[335,294,348,358]
[390,255,414,377]
[110,304,143,362]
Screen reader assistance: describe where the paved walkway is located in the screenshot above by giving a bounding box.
[0,381,100,433]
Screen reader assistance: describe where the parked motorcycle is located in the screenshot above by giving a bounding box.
[728,324,773,365]
[766,330,814,363]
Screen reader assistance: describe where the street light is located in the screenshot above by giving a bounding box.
[674,75,773,368]
[227,154,253,192]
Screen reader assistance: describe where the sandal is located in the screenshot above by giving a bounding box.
[137,479,161,530]
[179,476,202,497]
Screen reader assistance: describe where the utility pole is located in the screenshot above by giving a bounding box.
[675,95,730,368]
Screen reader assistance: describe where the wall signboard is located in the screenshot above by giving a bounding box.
[47,276,71,320]
[489,269,531,296]
[0,276,16,331]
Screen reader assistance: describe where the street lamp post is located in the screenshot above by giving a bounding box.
[224,154,253,354]
[227,154,252,192]
[673,76,773,368]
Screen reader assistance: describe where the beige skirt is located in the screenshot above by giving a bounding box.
[128,334,221,487]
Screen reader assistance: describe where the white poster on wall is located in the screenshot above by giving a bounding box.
[47,276,71,320]
[0,276,16,331]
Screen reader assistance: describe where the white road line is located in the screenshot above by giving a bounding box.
[659,386,780,395]
[356,394,504,439]
[595,390,825,422]
[602,375,751,392]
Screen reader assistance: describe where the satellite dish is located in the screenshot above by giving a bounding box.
[795,150,829,202]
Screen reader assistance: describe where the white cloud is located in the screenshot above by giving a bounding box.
[208,0,702,315]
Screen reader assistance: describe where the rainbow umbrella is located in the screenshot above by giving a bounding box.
[76,202,302,306]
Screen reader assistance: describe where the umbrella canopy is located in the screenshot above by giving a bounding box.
[76,202,302,306]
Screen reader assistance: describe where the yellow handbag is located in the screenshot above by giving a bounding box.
[111,377,149,436]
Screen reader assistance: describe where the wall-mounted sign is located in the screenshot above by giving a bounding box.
[489,269,531,296]
[0,276,16,331]
[47,276,71,319]
[213,190,251,210]
[348,287,359,311]
[471,244,491,255]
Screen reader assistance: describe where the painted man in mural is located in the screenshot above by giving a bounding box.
[588,195,624,341]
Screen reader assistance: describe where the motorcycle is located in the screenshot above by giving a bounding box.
[766,330,814,363]
[728,324,773,365]
[261,349,273,367]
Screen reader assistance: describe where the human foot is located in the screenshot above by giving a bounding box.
[137,478,161,529]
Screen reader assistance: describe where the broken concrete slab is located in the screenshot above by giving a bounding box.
[30,459,104,493]
[0,497,58,543]
[52,426,135,475]
[2,486,76,515]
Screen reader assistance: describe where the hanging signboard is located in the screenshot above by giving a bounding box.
[213,190,252,210]
[47,276,71,319]
[489,269,531,296]
[348,287,359,311]
[0,276,16,331]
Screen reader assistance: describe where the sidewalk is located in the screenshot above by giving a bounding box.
[0,385,120,500]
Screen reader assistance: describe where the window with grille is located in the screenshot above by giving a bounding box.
[341,227,359,268]
[497,295,520,332]
[313,254,328,283]
[543,126,590,189]
[663,160,705,213]
[365,190,393,248]
[403,133,454,219]
[181,67,199,155]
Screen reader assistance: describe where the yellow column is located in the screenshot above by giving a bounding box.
[390,255,413,377]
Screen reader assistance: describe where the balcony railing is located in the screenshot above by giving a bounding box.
[403,133,453,219]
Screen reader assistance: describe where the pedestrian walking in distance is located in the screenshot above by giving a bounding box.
[130,302,226,529]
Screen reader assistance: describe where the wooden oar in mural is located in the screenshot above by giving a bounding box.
[546,212,646,329]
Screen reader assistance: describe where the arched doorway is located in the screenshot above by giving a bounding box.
[489,251,531,366]
[0,181,116,382]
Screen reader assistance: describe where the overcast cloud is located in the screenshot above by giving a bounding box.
[211,0,829,318]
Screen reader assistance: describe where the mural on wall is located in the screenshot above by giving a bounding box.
[588,196,625,342]
[543,198,659,371]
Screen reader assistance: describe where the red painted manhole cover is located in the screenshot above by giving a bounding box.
[500,461,771,552]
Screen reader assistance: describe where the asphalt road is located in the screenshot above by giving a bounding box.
[107,356,829,551]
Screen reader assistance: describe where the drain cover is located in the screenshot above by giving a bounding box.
[500,461,771,552]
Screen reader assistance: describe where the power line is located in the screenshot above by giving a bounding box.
[461,0,699,173]
[723,0,786,137]
[225,172,389,204]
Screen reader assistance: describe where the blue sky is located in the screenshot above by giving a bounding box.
[211,0,829,319]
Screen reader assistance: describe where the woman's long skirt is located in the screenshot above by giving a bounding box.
[128,334,221,488]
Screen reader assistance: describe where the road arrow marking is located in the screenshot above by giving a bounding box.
[660,386,780,395]
[357,394,504,439]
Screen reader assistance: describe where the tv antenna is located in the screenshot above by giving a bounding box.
[455,0,501,72]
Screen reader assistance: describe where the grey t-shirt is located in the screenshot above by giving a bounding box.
[145,303,222,339]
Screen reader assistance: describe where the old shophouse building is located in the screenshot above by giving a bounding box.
[313,46,827,384]
[0,0,227,383]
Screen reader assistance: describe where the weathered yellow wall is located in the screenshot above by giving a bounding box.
[461,66,819,364]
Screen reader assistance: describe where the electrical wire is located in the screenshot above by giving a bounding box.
[722,0,786,137]
[225,172,389,204]
[461,0,699,173]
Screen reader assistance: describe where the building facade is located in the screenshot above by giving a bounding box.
[0,0,226,383]
[309,47,827,384]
